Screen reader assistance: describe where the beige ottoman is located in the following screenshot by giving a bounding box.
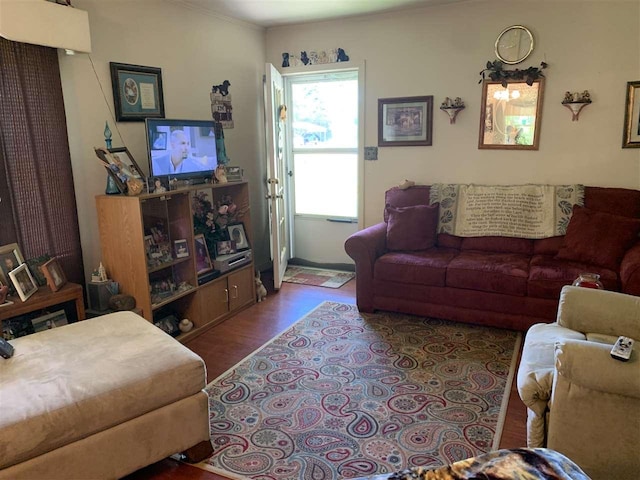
[0,311,211,479]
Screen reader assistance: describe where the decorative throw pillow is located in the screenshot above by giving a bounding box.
[386,203,438,251]
[555,205,640,270]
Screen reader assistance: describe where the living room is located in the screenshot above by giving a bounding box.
[1,0,639,479]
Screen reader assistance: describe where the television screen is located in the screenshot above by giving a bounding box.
[145,118,218,182]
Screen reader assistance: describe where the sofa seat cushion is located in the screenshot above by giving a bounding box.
[528,255,619,299]
[446,251,530,296]
[374,247,459,287]
[0,312,206,470]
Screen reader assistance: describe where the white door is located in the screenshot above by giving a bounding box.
[264,63,288,290]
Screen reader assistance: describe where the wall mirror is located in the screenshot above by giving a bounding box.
[478,79,544,150]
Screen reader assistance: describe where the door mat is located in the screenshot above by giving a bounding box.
[196,301,521,480]
[282,266,354,289]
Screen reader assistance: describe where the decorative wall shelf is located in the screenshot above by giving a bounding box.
[440,97,465,124]
[562,91,592,121]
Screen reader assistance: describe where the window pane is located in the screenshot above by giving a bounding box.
[291,78,358,149]
[294,153,357,217]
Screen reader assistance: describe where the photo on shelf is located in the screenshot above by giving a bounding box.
[194,234,213,274]
[227,223,249,251]
[216,240,236,256]
[26,254,51,287]
[174,239,189,258]
[9,264,38,302]
[0,243,25,294]
[41,258,67,292]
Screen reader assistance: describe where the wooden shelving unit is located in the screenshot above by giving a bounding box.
[95,182,255,342]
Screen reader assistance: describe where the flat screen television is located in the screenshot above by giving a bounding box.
[145,118,218,183]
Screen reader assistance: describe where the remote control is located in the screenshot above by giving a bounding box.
[610,336,634,362]
[0,337,14,359]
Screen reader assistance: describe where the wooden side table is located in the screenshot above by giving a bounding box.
[0,282,85,323]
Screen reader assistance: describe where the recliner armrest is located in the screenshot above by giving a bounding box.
[620,241,640,295]
[554,339,640,399]
[556,286,640,340]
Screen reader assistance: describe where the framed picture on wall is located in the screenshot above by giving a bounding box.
[378,96,434,147]
[623,80,640,148]
[109,62,165,122]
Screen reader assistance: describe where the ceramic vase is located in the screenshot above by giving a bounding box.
[572,273,604,289]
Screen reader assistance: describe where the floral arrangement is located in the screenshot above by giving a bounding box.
[479,60,548,87]
[192,191,239,258]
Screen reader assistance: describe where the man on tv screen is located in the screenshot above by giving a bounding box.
[152,129,213,175]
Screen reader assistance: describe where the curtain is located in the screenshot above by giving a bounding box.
[0,37,84,285]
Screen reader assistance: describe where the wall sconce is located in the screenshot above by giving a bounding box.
[562,90,592,121]
[440,97,465,124]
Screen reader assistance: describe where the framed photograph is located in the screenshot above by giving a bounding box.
[41,258,67,292]
[26,254,51,287]
[149,176,169,194]
[0,243,25,293]
[228,223,249,251]
[109,62,165,122]
[225,166,243,182]
[216,240,236,256]
[107,147,145,181]
[31,309,68,333]
[174,239,189,258]
[194,234,213,274]
[9,264,38,302]
[623,81,640,148]
[378,96,433,146]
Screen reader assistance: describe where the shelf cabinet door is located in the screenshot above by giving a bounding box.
[197,276,230,326]
[228,267,254,312]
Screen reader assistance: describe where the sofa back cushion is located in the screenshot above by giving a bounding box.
[556,205,640,270]
[584,186,640,218]
[461,237,533,255]
[386,203,438,251]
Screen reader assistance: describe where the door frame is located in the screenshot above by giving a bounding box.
[279,61,365,258]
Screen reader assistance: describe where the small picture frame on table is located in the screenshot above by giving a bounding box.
[94,147,145,195]
[0,243,25,294]
[225,166,243,182]
[9,264,38,302]
[109,62,165,122]
[26,254,51,287]
[41,258,67,292]
[174,239,189,258]
[227,223,249,251]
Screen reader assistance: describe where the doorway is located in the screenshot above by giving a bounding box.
[284,69,361,266]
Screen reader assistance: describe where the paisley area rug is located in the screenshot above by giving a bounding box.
[200,302,521,480]
[282,266,355,288]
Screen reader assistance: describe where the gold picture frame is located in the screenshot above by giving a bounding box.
[622,80,640,148]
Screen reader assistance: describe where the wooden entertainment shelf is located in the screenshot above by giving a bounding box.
[95,182,255,343]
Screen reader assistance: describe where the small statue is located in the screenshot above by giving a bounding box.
[179,318,193,333]
[337,48,350,62]
[211,80,231,96]
[282,52,290,68]
[255,271,267,303]
[563,91,573,103]
[300,51,310,65]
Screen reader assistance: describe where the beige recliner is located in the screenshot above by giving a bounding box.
[517,285,640,480]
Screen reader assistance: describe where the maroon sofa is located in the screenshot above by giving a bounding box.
[345,185,640,331]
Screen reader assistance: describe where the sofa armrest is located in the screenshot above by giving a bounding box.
[344,222,387,312]
[620,241,640,296]
[554,340,640,399]
[556,286,640,340]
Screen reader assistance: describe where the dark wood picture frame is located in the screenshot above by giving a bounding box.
[0,243,25,294]
[623,80,640,148]
[41,258,67,292]
[378,96,433,146]
[109,62,165,122]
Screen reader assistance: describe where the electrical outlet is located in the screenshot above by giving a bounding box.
[364,146,378,160]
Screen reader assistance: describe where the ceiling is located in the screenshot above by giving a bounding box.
[173,0,462,28]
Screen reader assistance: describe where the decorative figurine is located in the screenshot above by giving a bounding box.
[179,318,193,333]
[104,121,112,149]
[255,271,267,303]
[300,51,310,65]
[211,80,231,96]
[337,48,350,62]
[282,52,290,68]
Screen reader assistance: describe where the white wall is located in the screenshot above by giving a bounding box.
[59,0,269,282]
[266,0,640,227]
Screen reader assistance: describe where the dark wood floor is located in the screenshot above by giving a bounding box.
[125,275,527,480]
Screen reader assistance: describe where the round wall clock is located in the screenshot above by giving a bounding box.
[495,25,534,65]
